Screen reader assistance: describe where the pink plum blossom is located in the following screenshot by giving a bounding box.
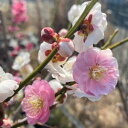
[73,47,119,97]
[8,25,19,33]
[22,80,55,124]
[25,42,34,51]
[12,0,28,24]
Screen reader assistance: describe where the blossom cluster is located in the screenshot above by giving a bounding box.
[0,1,120,127]
[12,0,28,24]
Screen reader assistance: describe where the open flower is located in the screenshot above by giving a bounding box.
[73,47,119,98]
[69,2,107,53]
[22,80,55,124]
[0,67,19,102]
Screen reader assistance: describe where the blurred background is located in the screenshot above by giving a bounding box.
[0,0,128,128]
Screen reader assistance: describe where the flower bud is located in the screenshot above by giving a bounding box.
[59,28,68,37]
[58,38,74,57]
[41,27,56,44]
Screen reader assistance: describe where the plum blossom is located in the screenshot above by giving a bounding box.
[73,47,119,98]
[38,40,74,75]
[12,0,28,24]
[68,2,107,53]
[12,52,30,70]
[22,80,55,124]
[0,67,19,103]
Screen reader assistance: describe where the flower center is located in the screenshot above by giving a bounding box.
[16,56,24,64]
[45,50,66,63]
[89,65,106,81]
[29,97,43,110]
[78,14,94,41]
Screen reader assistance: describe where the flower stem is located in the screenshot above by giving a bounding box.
[5,0,99,102]
[106,37,128,49]
[101,29,119,49]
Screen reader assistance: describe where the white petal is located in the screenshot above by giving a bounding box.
[67,86,101,102]
[68,4,81,23]
[85,27,104,47]
[38,42,52,63]
[0,80,18,102]
[49,80,62,93]
[73,33,87,53]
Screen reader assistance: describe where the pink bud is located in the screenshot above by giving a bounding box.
[41,27,56,44]
[59,28,68,37]
[58,38,74,57]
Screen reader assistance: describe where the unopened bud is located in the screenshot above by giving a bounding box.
[59,28,68,37]
[41,27,56,44]
[58,38,74,57]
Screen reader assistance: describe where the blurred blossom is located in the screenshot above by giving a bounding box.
[12,0,28,24]
[2,118,13,128]
[0,67,19,103]
[12,52,30,70]
[16,33,25,40]
[22,80,55,124]
[73,47,119,98]
[25,42,34,51]
[8,25,19,33]
[68,2,107,53]
[20,64,33,78]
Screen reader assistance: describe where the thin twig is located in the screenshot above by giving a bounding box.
[106,37,128,49]
[101,29,119,49]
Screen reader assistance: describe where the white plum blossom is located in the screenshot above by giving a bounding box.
[0,67,19,102]
[12,52,30,70]
[38,42,69,75]
[68,2,107,53]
